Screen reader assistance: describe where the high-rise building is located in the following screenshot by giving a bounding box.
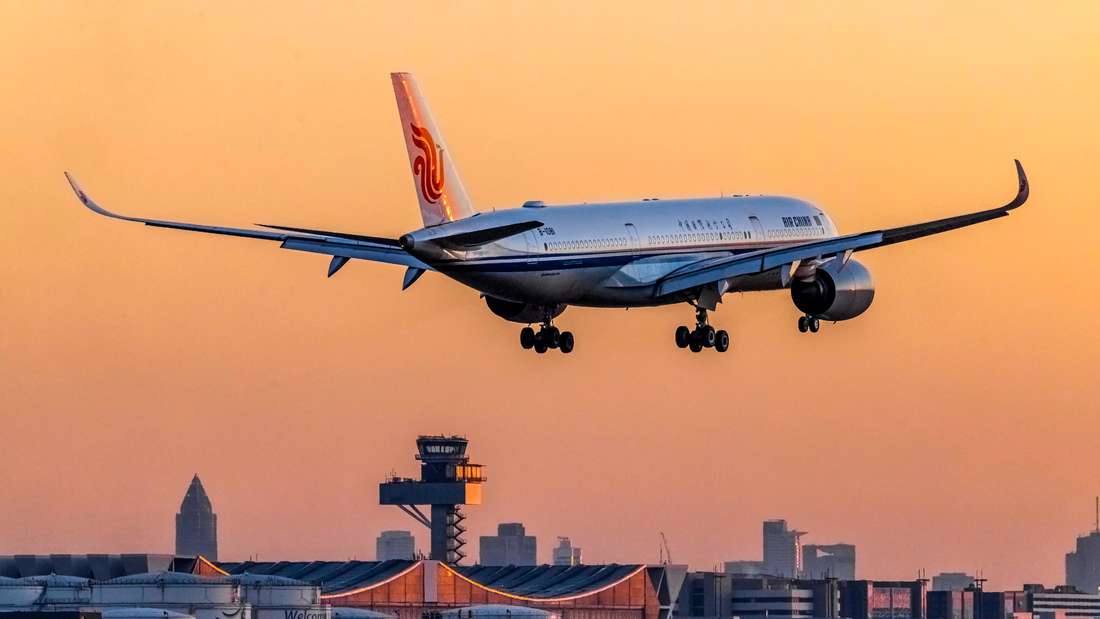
[480,522,536,566]
[553,537,582,566]
[376,530,416,561]
[175,474,217,560]
[763,520,806,578]
[932,573,976,592]
[1067,501,1100,595]
[802,544,856,580]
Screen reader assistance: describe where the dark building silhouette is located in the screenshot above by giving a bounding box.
[480,522,536,566]
[175,474,218,559]
[803,543,856,579]
[1067,501,1100,594]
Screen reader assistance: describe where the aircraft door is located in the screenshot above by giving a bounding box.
[749,216,765,241]
[624,223,640,252]
[523,230,539,264]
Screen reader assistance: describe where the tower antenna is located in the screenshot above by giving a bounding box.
[1094,496,1098,533]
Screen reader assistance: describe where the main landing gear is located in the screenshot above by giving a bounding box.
[520,321,574,354]
[675,307,730,353]
[797,315,821,334]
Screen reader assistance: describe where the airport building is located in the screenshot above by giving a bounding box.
[0,555,683,619]
[205,559,683,619]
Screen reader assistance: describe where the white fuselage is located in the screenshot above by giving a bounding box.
[405,195,838,307]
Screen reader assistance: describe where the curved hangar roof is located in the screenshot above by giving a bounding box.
[215,560,420,596]
[213,561,644,601]
[451,564,644,600]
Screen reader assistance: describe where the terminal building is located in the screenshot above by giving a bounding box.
[0,555,684,619]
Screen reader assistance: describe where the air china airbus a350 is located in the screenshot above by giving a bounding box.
[66,72,1029,355]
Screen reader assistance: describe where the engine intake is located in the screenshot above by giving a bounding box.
[484,296,566,324]
[791,259,875,321]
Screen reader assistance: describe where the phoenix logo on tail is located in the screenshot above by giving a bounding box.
[410,124,444,204]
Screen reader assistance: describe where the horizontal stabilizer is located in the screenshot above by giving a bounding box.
[65,172,433,272]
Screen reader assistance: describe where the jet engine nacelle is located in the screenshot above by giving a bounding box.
[484,296,567,324]
[791,258,875,321]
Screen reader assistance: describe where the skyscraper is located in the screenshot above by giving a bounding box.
[552,537,582,566]
[175,474,218,560]
[480,523,537,566]
[803,543,856,579]
[1067,500,1100,594]
[762,520,805,577]
[377,530,416,561]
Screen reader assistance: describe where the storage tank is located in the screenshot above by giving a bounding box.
[18,574,92,605]
[230,574,327,619]
[332,608,397,619]
[93,572,248,619]
[102,607,196,619]
[0,575,44,608]
[440,606,559,619]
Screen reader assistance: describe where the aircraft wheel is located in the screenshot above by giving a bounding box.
[715,330,730,352]
[798,316,809,333]
[809,317,820,333]
[675,326,691,348]
[559,331,575,354]
[520,327,536,349]
[689,341,703,353]
[534,337,548,354]
[544,326,560,348]
[700,325,716,347]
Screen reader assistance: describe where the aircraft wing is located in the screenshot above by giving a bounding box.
[65,173,432,272]
[655,160,1029,298]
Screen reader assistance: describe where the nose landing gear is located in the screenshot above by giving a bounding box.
[675,307,729,353]
[520,317,574,354]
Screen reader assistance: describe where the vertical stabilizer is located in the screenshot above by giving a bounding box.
[392,72,475,227]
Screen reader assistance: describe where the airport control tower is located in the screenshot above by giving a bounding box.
[379,435,485,564]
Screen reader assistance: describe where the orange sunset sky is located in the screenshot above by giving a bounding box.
[2,2,1099,591]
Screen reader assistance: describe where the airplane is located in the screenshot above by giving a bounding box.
[66,72,1029,355]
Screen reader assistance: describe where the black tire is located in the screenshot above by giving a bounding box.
[715,330,730,352]
[559,331,575,353]
[675,326,691,348]
[689,341,703,353]
[809,317,820,333]
[520,327,536,349]
[545,326,560,348]
[798,316,809,333]
[534,337,548,354]
[701,325,716,347]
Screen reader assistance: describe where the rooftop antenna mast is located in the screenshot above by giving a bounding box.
[1095,496,1098,533]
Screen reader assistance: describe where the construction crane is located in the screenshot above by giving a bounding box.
[659,532,672,565]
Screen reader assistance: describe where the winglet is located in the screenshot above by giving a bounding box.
[64,172,136,221]
[1007,159,1029,210]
